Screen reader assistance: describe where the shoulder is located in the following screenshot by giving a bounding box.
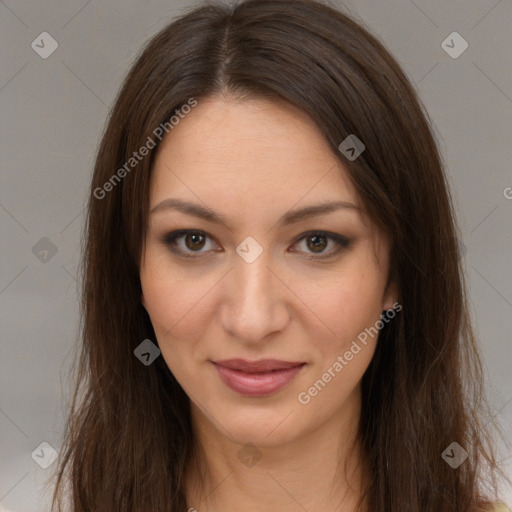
[492,502,512,512]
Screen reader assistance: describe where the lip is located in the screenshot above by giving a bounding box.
[213,358,305,372]
[211,359,306,397]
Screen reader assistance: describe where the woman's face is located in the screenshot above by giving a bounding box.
[140,95,396,447]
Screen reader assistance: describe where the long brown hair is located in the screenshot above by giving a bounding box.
[47,0,508,510]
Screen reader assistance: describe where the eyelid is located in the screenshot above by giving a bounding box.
[161,229,351,260]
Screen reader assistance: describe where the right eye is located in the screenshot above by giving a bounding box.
[161,229,221,259]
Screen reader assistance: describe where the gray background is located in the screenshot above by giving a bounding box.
[1,0,511,510]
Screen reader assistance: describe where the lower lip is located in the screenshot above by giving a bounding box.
[212,362,305,397]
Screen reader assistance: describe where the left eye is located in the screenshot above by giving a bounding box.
[162,230,350,259]
[291,231,350,259]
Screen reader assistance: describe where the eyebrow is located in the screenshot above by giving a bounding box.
[150,198,361,228]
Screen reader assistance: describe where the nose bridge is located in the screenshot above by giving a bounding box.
[220,246,289,342]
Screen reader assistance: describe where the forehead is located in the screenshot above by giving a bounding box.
[155,95,335,163]
[147,96,369,239]
[153,97,350,192]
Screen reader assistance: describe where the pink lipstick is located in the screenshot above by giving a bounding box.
[211,359,306,397]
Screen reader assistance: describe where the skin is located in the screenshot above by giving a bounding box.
[140,94,397,512]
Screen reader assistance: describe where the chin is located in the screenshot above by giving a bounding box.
[219,405,304,445]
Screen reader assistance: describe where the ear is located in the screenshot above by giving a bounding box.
[382,278,398,311]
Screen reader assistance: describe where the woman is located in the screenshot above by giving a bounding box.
[47,0,510,510]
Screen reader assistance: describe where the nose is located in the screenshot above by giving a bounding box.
[219,250,290,344]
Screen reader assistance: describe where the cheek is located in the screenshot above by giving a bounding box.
[294,261,386,351]
[140,268,212,386]
[294,267,384,412]
[140,256,214,346]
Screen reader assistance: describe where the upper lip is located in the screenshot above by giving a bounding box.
[212,359,305,373]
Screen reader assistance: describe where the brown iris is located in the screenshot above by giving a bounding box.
[306,234,328,253]
[185,233,206,251]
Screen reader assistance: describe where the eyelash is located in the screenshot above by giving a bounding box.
[161,229,351,260]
